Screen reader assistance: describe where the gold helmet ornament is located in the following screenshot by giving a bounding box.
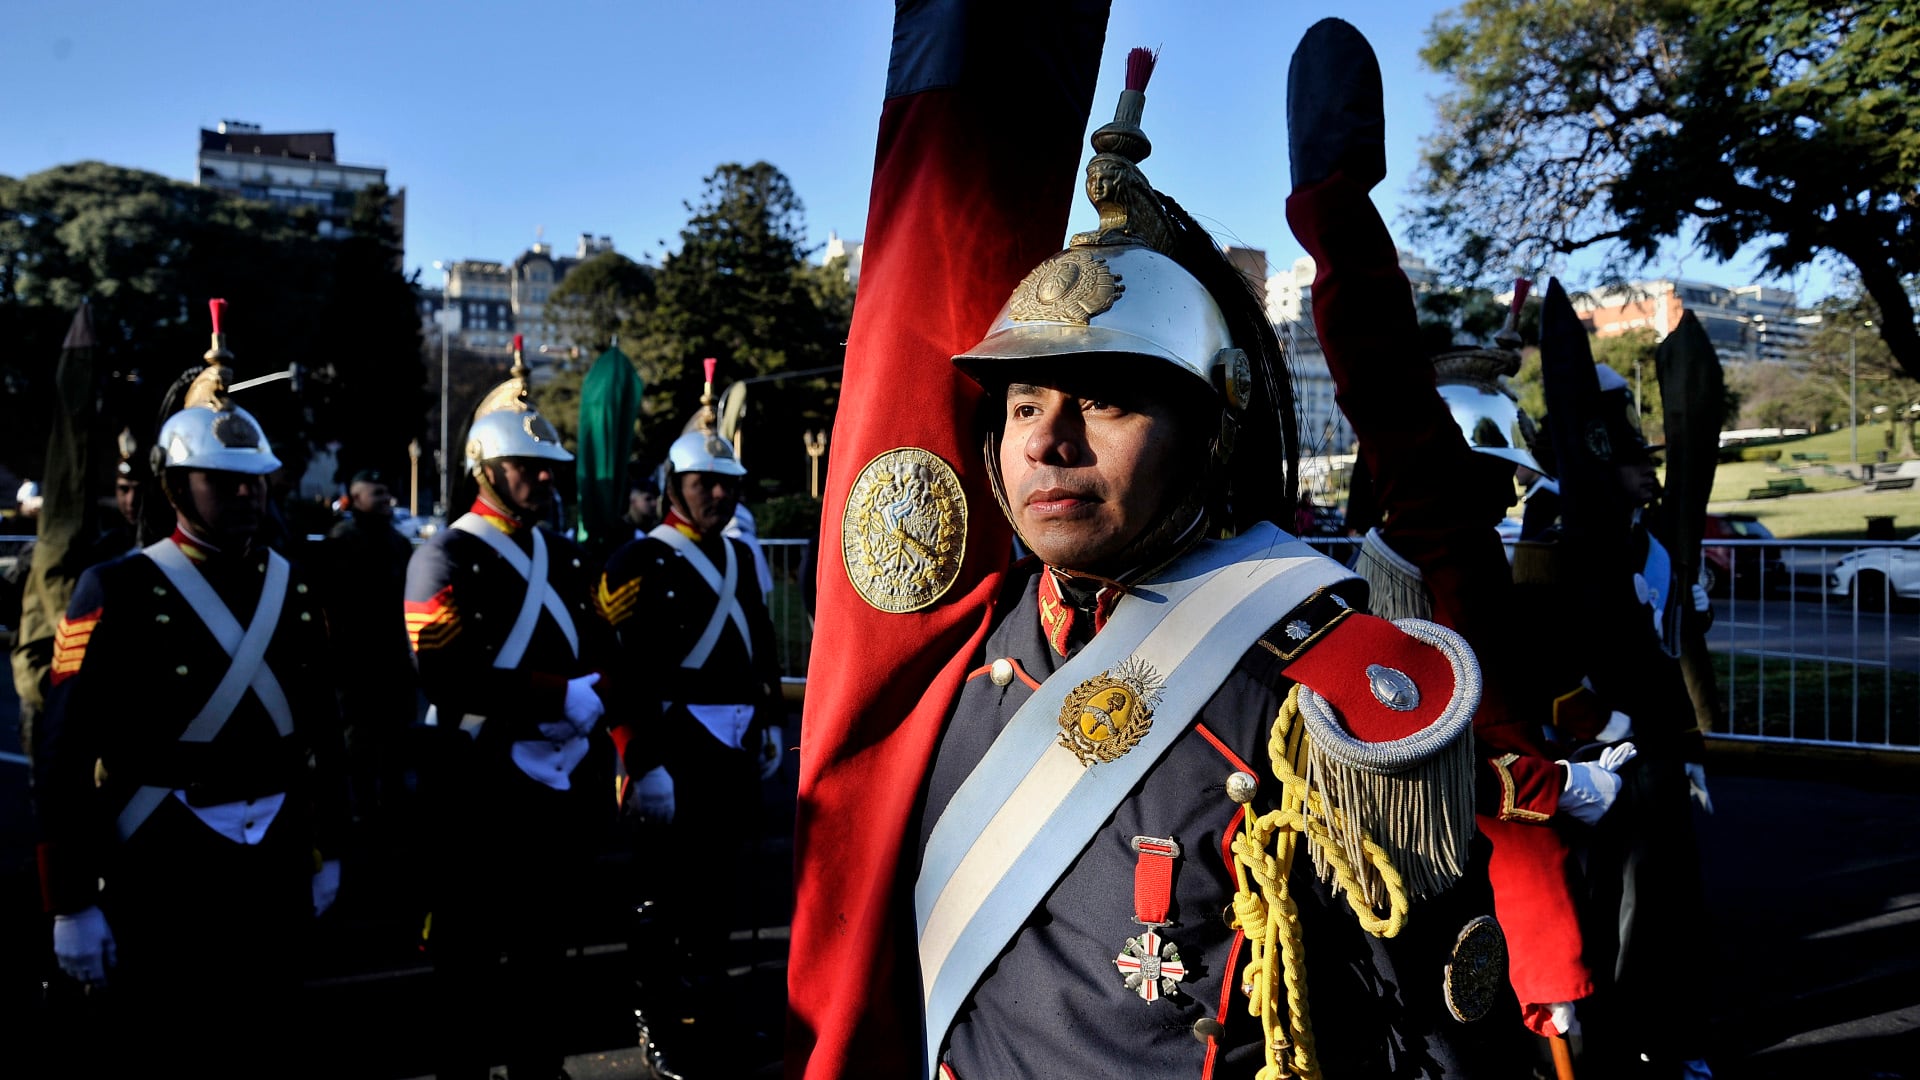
[666,357,747,477]
[1433,279,1546,476]
[954,48,1256,410]
[155,299,282,476]
[465,333,573,474]
[954,47,1296,537]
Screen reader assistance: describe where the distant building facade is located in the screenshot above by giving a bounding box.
[824,231,864,285]
[443,261,515,353]
[195,120,403,243]
[1573,279,1812,364]
[427,234,617,356]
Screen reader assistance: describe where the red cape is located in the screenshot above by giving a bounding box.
[786,4,1111,1076]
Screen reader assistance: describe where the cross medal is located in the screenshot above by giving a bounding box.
[1115,929,1187,1002]
[1115,833,1186,1002]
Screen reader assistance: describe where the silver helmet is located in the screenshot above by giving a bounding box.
[1432,333,1545,475]
[158,299,282,476]
[1436,380,1543,474]
[953,243,1251,408]
[158,402,282,475]
[666,429,747,477]
[951,51,1253,412]
[465,407,573,472]
[665,356,747,477]
[465,334,574,474]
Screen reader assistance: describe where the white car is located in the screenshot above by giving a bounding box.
[1828,532,1920,610]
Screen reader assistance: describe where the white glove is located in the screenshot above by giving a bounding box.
[564,672,605,734]
[759,725,785,781]
[1595,710,1634,745]
[634,766,676,823]
[1597,740,1639,773]
[1559,740,1638,826]
[313,859,342,917]
[1692,583,1711,612]
[1557,762,1622,824]
[1548,1000,1581,1037]
[53,906,116,984]
[1685,761,1714,814]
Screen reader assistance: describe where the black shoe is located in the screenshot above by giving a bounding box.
[1287,17,1386,190]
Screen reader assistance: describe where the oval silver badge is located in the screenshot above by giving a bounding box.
[1366,664,1420,712]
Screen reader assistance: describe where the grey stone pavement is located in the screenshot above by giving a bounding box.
[2,688,1916,1077]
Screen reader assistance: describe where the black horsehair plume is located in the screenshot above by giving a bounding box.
[1154,190,1300,532]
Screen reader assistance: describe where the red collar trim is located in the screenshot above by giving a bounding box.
[1037,567,1122,657]
[471,496,525,535]
[662,508,702,541]
[171,525,221,563]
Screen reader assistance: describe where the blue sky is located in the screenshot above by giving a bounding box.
[2,0,1838,302]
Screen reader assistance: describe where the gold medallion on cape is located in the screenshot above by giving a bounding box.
[1007,249,1123,324]
[841,447,967,614]
[1443,915,1508,1023]
[1058,657,1164,766]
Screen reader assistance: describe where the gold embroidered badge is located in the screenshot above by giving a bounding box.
[841,447,967,614]
[1057,657,1163,766]
[1443,915,1508,1023]
[1007,248,1123,324]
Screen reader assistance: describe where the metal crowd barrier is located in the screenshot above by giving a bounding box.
[1694,537,1918,752]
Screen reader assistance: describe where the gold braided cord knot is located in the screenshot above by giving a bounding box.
[1227,686,1414,1080]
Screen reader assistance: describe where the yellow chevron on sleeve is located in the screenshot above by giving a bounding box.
[595,574,643,627]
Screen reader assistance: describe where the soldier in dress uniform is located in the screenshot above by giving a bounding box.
[34,305,347,1078]
[404,336,625,1080]
[1525,339,1718,1080]
[596,361,783,1072]
[905,49,1526,1079]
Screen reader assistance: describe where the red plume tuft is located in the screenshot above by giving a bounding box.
[1125,47,1159,93]
[703,357,718,385]
[208,298,227,335]
[1510,279,1533,317]
[513,333,524,354]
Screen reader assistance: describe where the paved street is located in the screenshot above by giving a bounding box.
[1709,594,1920,674]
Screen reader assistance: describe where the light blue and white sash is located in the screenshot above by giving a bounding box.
[914,523,1354,1076]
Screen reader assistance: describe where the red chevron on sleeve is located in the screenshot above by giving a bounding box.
[404,585,461,653]
[50,607,102,686]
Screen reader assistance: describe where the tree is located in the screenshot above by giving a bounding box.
[1413,1,1920,381]
[1725,361,1834,432]
[626,162,853,493]
[310,184,428,485]
[1798,286,1920,454]
[0,162,426,490]
[543,250,654,355]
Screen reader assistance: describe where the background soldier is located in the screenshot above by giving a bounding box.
[34,305,347,1077]
[321,468,416,830]
[1532,331,1718,1080]
[597,362,782,1072]
[404,338,625,1080]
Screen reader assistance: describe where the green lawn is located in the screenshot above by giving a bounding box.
[1698,423,1918,539]
[1710,652,1918,748]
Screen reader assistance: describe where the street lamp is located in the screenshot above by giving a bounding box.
[1849,318,1874,464]
[433,259,454,517]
